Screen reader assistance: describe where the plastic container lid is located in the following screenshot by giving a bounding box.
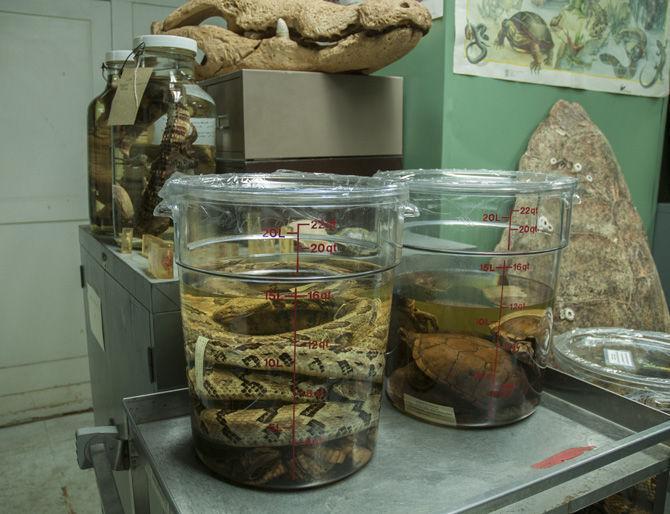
[133,35,197,54]
[553,327,670,411]
[105,50,134,64]
[376,169,577,195]
[155,171,413,209]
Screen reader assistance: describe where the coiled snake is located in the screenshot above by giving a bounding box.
[180,263,391,484]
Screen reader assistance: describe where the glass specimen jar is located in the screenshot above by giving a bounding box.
[376,169,577,427]
[156,171,413,489]
[87,50,133,238]
[111,35,216,245]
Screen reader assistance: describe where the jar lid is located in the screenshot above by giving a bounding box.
[105,50,133,64]
[155,172,412,209]
[133,34,197,54]
[553,327,670,393]
[376,169,577,195]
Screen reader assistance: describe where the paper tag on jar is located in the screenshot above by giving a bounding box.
[108,67,153,126]
[604,348,635,369]
[404,394,457,425]
[194,336,210,397]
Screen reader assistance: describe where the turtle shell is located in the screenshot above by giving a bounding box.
[507,11,554,51]
[410,333,526,408]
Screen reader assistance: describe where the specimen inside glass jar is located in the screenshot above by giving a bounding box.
[111,70,215,241]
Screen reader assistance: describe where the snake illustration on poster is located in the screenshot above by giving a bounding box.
[454,0,670,97]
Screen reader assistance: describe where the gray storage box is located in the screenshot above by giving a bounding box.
[201,70,403,161]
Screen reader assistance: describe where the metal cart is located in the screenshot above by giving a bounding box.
[77,368,670,513]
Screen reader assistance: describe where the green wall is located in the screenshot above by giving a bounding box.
[381,2,667,236]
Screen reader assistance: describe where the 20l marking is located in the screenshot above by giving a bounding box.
[262,227,284,238]
[264,358,286,368]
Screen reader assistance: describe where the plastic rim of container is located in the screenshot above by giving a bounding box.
[156,171,411,208]
[376,169,578,195]
[105,50,134,64]
[553,327,670,392]
[133,34,198,55]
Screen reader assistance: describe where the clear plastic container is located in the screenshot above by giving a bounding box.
[156,171,413,489]
[553,327,670,412]
[554,328,670,513]
[87,50,134,238]
[111,35,216,245]
[376,169,577,427]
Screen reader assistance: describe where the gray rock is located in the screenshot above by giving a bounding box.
[501,100,670,333]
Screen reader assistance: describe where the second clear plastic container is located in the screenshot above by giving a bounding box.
[156,172,413,488]
[376,169,577,427]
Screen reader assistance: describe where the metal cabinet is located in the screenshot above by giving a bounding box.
[79,226,185,512]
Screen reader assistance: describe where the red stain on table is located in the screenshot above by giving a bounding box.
[531,446,596,469]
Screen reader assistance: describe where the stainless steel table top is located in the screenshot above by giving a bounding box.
[124,370,670,513]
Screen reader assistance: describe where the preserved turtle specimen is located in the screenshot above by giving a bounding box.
[386,270,552,427]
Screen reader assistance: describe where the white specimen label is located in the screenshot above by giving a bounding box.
[86,284,105,351]
[404,394,457,425]
[190,117,216,146]
[152,115,215,146]
[194,336,209,397]
[604,349,635,369]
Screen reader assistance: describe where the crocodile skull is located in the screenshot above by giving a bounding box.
[150,0,432,79]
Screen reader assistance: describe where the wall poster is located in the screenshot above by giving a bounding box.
[454,0,670,97]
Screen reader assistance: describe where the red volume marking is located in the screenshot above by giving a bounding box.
[290,286,298,480]
[531,446,596,469]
